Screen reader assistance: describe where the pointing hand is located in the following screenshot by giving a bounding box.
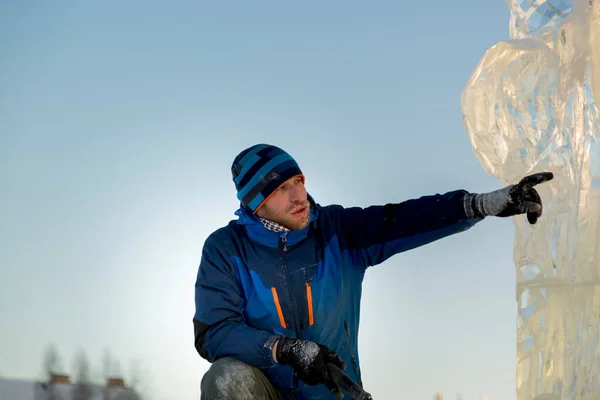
[468,172,554,224]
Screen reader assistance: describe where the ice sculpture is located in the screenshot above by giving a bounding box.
[460,0,600,399]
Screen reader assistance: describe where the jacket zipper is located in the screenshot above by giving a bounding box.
[279,232,301,399]
[279,233,300,331]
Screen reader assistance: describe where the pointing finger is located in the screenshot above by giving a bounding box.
[518,172,554,187]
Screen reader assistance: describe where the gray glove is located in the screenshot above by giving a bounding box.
[465,172,554,224]
[275,336,346,399]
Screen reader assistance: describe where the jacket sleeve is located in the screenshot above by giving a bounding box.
[193,234,278,368]
[334,189,483,269]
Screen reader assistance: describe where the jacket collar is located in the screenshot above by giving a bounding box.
[235,194,319,248]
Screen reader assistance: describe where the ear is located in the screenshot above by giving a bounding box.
[254,204,267,218]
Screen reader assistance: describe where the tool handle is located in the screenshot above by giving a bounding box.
[327,362,373,400]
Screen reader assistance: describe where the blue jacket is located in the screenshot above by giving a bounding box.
[194,190,482,399]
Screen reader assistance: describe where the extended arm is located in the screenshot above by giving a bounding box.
[335,172,553,269]
[335,189,480,269]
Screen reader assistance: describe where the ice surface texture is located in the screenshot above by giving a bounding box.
[461,0,600,399]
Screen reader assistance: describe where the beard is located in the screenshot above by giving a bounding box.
[260,200,311,231]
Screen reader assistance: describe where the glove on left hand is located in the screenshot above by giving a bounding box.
[466,172,554,224]
[275,336,346,399]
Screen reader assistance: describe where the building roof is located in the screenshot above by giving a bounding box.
[0,376,140,400]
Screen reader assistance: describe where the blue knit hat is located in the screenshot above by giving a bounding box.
[231,144,304,213]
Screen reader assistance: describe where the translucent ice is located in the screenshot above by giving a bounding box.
[461,0,600,399]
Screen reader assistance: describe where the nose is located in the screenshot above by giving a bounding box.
[289,183,304,202]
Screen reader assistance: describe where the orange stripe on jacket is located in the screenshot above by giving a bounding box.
[306,282,314,326]
[271,287,287,328]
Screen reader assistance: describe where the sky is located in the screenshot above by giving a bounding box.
[0,1,522,399]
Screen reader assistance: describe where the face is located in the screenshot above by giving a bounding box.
[255,175,311,231]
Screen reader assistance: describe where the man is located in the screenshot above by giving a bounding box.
[193,143,553,400]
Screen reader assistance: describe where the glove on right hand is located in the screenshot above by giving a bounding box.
[468,172,554,225]
[276,336,346,399]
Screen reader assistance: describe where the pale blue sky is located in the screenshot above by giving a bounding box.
[1,1,521,399]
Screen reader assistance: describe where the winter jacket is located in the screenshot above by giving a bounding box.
[193,190,482,399]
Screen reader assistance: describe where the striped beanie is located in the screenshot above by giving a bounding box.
[231,144,304,213]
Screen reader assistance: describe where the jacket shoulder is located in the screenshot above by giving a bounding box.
[314,203,348,235]
[315,203,345,218]
[316,203,356,224]
[202,220,243,256]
